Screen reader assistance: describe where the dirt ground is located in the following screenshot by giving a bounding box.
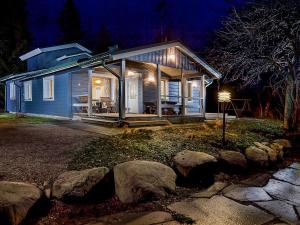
[0,120,96,186]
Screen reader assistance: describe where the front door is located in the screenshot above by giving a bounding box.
[126,77,139,113]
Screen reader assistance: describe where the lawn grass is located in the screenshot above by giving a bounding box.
[0,113,55,124]
[68,118,284,170]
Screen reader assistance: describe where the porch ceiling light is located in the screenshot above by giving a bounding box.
[95,80,101,84]
[218,91,231,102]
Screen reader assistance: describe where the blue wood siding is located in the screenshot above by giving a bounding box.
[71,72,89,113]
[14,73,72,117]
[27,48,88,71]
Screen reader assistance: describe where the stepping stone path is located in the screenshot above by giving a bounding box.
[83,163,300,225]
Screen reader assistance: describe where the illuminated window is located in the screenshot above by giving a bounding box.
[161,79,169,101]
[10,82,16,100]
[24,81,32,101]
[43,76,54,101]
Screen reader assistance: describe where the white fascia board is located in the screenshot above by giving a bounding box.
[19,48,42,61]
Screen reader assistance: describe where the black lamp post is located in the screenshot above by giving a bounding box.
[218,91,231,146]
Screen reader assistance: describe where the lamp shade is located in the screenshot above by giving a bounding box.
[218,91,231,102]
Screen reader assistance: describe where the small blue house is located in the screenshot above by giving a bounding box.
[1,41,221,125]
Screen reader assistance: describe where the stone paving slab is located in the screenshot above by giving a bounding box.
[255,200,299,223]
[191,182,228,198]
[263,179,300,206]
[240,173,272,187]
[273,168,300,186]
[224,186,272,202]
[289,162,300,170]
[168,195,274,225]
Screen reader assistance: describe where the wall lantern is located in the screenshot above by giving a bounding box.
[218,91,231,146]
[148,73,155,83]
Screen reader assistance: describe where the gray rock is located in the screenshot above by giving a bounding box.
[289,162,300,170]
[52,167,110,199]
[0,181,42,225]
[263,179,300,206]
[273,168,300,186]
[114,160,176,203]
[173,150,217,177]
[254,142,277,162]
[219,151,247,169]
[168,195,274,225]
[245,146,269,166]
[191,182,228,198]
[255,200,299,224]
[224,186,272,202]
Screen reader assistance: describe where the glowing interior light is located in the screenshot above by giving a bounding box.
[218,91,231,102]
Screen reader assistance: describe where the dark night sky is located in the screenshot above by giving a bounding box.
[27,0,243,52]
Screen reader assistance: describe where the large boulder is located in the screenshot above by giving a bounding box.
[114,160,176,203]
[245,146,269,166]
[219,151,247,170]
[52,167,110,200]
[174,150,217,177]
[269,143,284,160]
[254,142,277,163]
[0,181,42,225]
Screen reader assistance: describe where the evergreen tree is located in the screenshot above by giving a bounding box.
[95,25,112,53]
[58,0,83,43]
[0,0,30,109]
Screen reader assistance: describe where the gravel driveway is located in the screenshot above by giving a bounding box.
[0,121,96,186]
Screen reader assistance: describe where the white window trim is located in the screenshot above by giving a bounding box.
[43,76,55,101]
[24,80,32,101]
[10,82,16,100]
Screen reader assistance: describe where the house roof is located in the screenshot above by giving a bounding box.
[19,43,92,61]
[1,41,221,82]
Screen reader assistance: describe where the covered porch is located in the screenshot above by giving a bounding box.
[71,42,220,126]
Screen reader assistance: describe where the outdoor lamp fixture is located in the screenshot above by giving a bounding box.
[95,79,101,84]
[148,73,155,83]
[218,91,231,146]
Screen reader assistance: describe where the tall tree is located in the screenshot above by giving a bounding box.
[58,0,83,43]
[95,25,112,53]
[207,0,300,130]
[0,0,30,109]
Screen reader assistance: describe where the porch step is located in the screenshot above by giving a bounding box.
[81,117,119,127]
[124,120,170,128]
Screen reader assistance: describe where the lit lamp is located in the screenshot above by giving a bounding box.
[218,91,231,146]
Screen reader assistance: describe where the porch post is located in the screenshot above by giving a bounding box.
[156,64,162,117]
[119,59,126,122]
[202,75,206,117]
[88,69,93,116]
[181,70,186,116]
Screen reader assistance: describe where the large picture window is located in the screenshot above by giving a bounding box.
[43,76,54,100]
[24,81,32,101]
[9,82,16,100]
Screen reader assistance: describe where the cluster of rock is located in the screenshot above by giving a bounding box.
[0,139,292,225]
[245,139,291,166]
